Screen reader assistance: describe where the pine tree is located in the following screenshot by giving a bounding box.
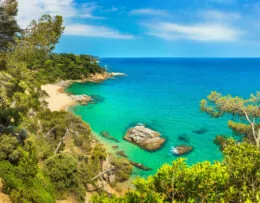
[0,0,20,51]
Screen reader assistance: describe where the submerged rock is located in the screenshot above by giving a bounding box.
[178,133,190,143]
[130,161,152,171]
[192,127,208,134]
[100,131,119,143]
[124,124,165,151]
[112,145,119,150]
[70,94,93,104]
[116,150,128,158]
[171,145,193,155]
[89,94,106,103]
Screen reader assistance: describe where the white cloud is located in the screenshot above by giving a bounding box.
[65,24,133,39]
[200,10,241,21]
[16,0,132,39]
[146,22,242,42]
[17,0,77,27]
[130,8,169,17]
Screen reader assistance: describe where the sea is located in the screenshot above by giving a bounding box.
[66,58,260,177]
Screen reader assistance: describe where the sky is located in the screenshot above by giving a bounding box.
[16,0,260,57]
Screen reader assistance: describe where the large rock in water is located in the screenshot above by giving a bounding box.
[124,125,165,151]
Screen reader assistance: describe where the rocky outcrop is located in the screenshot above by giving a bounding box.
[124,124,165,151]
[70,94,93,105]
[171,145,193,155]
[86,72,126,82]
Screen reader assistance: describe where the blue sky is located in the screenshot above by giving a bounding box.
[17,0,260,57]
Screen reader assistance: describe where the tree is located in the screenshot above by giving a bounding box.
[0,0,20,52]
[0,15,64,126]
[42,153,85,201]
[92,140,260,203]
[200,91,260,149]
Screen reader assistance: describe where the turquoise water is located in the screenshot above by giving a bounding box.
[66,58,260,177]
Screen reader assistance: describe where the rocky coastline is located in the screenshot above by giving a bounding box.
[41,71,126,111]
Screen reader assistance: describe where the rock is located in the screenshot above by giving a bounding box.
[86,72,110,82]
[130,161,152,171]
[112,145,119,150]
[171,145,193,155]
[116,150,128,158]
[90,95,106,103]
[124,124,165,151]
[86,183,96,192]
[85,72,126,82]
[178,133,190,143]
[192,127,208,134]
[70,94,93,104]
[100,131,119,143]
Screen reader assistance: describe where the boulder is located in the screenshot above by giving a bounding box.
[124,124,165,151]
[171,145,193,155]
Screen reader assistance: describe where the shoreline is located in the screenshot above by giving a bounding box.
[41,72,126,112]
[41,71,133,195]
[41,84,77,111]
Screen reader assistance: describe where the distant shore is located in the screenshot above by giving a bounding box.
[41,72,126,112]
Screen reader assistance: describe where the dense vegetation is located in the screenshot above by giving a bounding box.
[34,53,104,84]
[93,140,259,202]
[0,1,131,202]
[0,1,259,203]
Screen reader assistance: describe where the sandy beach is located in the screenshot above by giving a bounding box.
[41,84,75,111]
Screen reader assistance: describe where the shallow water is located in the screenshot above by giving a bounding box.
[66,58,260,177]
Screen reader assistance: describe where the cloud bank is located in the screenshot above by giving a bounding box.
[17,0,133,39]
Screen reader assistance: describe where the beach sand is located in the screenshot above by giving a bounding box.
[41,84,75,111]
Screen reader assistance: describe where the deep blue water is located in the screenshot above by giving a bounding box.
[67,58,260,177]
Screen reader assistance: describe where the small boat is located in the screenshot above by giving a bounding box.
[171,145,193,155]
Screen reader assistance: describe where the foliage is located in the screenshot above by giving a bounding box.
[201,91,260,148]
[0,141,55,203]
[43,153,85,201]
[93,140,260,203]
[0,133,22,164]
[213,135,229,150]
[36,53,104,84]
[0,0,20,52]
[110,156,133,183]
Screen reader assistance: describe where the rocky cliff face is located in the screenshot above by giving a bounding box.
[124,125,165,151]
[86,72,110,82]
[86,72,126,82]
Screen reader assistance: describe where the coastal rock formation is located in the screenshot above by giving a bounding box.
[86,72,126,82]
[171,145,193,155]
[70,94,93,104]
[124,124,165,151]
